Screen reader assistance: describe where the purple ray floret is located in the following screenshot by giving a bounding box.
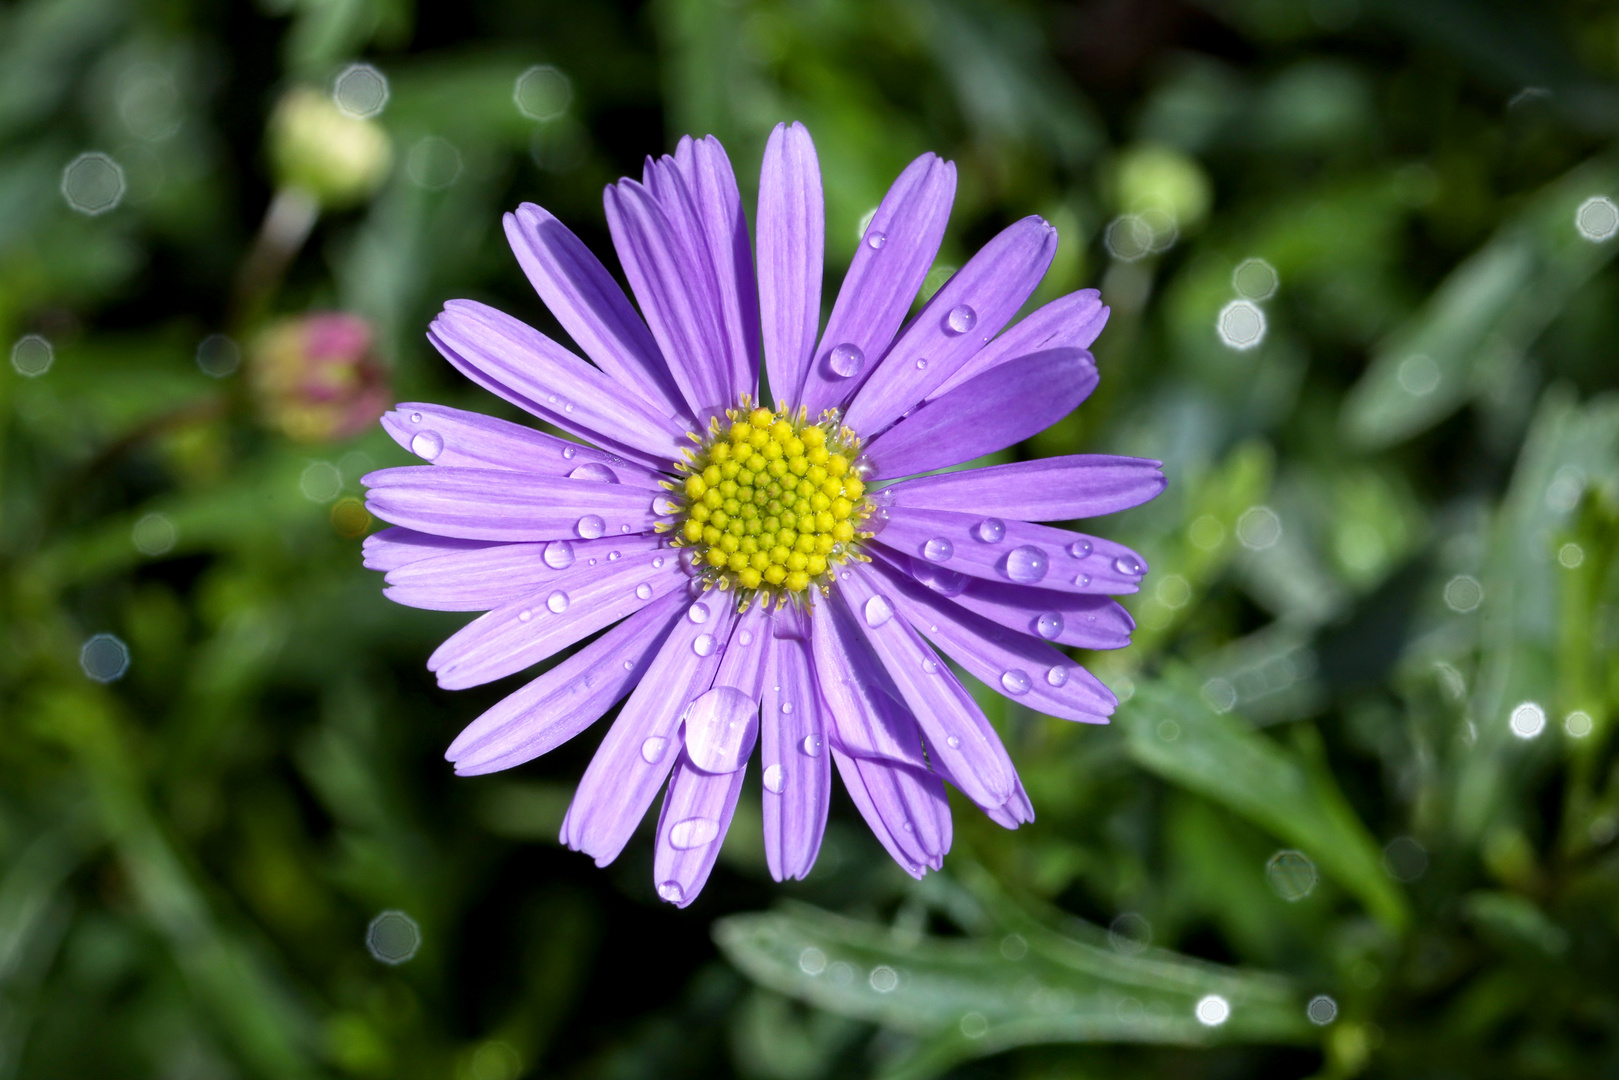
[361,122,1164,907]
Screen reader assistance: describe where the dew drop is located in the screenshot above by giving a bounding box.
[693,633,716,657]
[652,495,678,515]
[576,515,606,539]
[657,880,684,903]
[946,304,977,335]
[608,550,621,561]
[684,686,758,773]
[1036,612,1064,640]
[517,609,533,622]
[829,342,865,378]
[546,590,570,614]
[863,594,895,628]
[543,540,575,569]
[568,462,618,483]
[922,537,954,563]
[641,735,668,763]
[866,230,887,249]
[921,658,940,674]
[1004,545,1048,584]
[1001,669,1032,696]
[1075,573,1091,587]
[801,734,823,757]
[911,559,968,597]
[1068,539,1092,559]
[409,411,423,423]
[915,358,928,370]
[738,629,755,647]
[588,558,596,566]
[564,402,575,413]
[687,601,711,624]
[635,583,654,600]
[623,659,633,671]
[562,446,577,459]
[763,763,786,794]
[653,556,666,569]
[1113,554,1144,577]
[410,430,444,460]
[620,524,631,533]
[946,735,961,749]
[976,518,1005,543]
[1046,665,1069,687]
[780,701,794,714]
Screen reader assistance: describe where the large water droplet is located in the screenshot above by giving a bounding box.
[576,515,606,539]
[1068,539,1092,559]
[687,601,710,624]
[641,735,668,763]
[976,518,1005,543]
[693,633,716,656]
[635,582,654,600]
[546,590,570,614]
[543,540,576,569]
[946,304,977,335]
[670,816,720,850]
[1004,545,1049,584]
[829,342,865,378]
[411,430,444,460]
[866,230,887,249]
[923,537,954,563]
[911,559,968,597]
[863,594,895,628]
[657,880,684,903]
[1113,554,1144,577]
[652,495,678,515]
[762,763,785,794]
[1036,612,1064,640]
[1046,665,1069,687]
[684,686,759,774]
[568,462,618,483]
[1000,669,1032,695]
[801,734,823,757]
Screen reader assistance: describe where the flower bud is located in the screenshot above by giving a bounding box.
[250,312,387,442]
[268,87,392,208]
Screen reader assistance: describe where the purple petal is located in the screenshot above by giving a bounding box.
[361,527,498,572]
[844,216,1057,436]
[883,455,1165,521]
[362,465,665,543]
[809,596,930,770]
[800,153,957,417]
[429,300,686,468]
[931,289,1107,398]
[873,548,1136,650]
[873,506,1148,595]
[934,757,1034,828]
[426,539,680,690]
[861,348,1097,480]
[652,752,747,907]
[380,403,663,486]
[757,122,824,409]
[760,608,830,882]
[446,589,688,775]
[604,177,732,418]
[649,137,760,405]
[866,558,1115,723]
[831,751,951,878]
[384,536,643,612]
[832,569,1019,811]
[504,204,690,420]
[562,601,739,866]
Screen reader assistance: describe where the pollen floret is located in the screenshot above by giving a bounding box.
[665,402,871,599]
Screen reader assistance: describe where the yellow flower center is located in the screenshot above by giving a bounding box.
[664,403,872,600]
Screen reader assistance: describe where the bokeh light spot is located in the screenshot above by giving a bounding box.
[1195,994,1230,1026]
[1216,299,1266,349]
[1397,353,1440,395]
[11,334,54,377]
[1306,995,1338,1025]
[1443,574,1483,612]
[1575,195,1618,241]
[62,152,126,215]
[196,334,241,378]
[1266,850,1319,901]
[1564,711,1593,738]
[301,461,343,503]
[1236,505,1282,550]
[1107,913,1152,954]
[333,63,389,118]
[1383,836,1428,882]
[80,633,131,683]
[132,513,177,556]
[1509,700,1545,739]
[407,136,463,190]
[365,910,420,964]
[1232,257,1279,299]
[514,65,572,120]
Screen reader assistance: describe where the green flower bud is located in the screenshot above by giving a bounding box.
[268,87,392,208]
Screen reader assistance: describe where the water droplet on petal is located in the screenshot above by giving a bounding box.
[1004,545,1048,584]
[1113,554,1144,577]
[684,686,758,773]
[653,556,666,569]
[1075,573,1091,587]
[763,763,785,793]
[739,629,754,647]
[576,515,606,539]
[641,735,668,763]
[657,880,684,903]
[976,518,1005,543]
[517,609,533,622]
[801,734,823,757]
[829,343,865,378]
[546,590,570,614]
[922,658,940,674]
[543,540,576,569]
[693,633,716,656]
[780,701,794,714]
[946,735,961,749]
[923,537,954,563]
[1001,669,1032,695]
[1036,612,1064,639]
[562,446,577,459]
[411,431,443,460]
[1046,665,1069,687]
[863,594,895,627]
[568,462,618,483]
[866,230,887,249]
[1068,540,1092,559]
[911,559,968,597]
[687,602,710,624]
[409,411,423,423]
[946,304,977,334]
[564,402,575,413]
[635,583,654,600]
[623,659,633,671]
[652,495,678,515]
[915,358,928,370]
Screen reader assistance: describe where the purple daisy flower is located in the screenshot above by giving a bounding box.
[362,123,1164,906]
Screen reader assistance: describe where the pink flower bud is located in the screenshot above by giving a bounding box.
[250,312,387,442]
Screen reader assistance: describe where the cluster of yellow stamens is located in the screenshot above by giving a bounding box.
[659,402,873,601]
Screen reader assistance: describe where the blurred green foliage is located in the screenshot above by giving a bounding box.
[2,0,1619,1077]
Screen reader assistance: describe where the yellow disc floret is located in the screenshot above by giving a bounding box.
[659,400,874,603]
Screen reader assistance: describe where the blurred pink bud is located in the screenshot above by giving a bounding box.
[250,312,388,442]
